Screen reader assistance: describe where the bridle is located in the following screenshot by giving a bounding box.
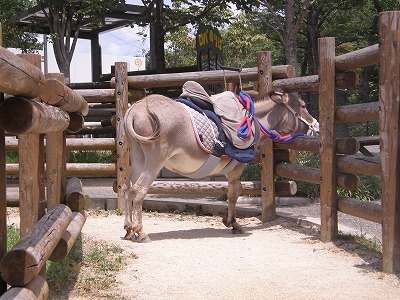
[237,91,318,143]
[282,102,319,136]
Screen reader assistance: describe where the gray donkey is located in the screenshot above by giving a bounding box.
[123,83,319,242]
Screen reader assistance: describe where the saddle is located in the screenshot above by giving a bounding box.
[177,81,258,179]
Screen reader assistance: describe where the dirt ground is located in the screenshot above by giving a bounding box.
[59,210,399,300]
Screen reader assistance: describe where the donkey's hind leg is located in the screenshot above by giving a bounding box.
[124,161,163,242]
[224,163,246,234]
[123,141,145,240]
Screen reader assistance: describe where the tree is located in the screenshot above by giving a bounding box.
[220,12,283,68]
[234,0,313,76]
[36,0,124,82]
[137,0,232,73]
[164,26,196,68]
[0,0,41,51]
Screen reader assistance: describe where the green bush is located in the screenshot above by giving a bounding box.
[6,152,18,163]
[241,163,260,181]
[240,151,381,201]
[68,150,112,163]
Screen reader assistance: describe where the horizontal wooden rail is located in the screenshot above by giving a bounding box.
[75,89,145,103]
[6,163,116,177]
[274,137,360,155]
[0,97,70,135]
[336,155,380,176]
[336,102,379,122]
[0,47,46,98]
[0,275,49,299]
[0,205,71,286]
[111,65,294,89]
[49,211,86,262]
[335,43,380,72]
[337,196,382,224]
[39,79,89,115]
[5,137,116,151]
[274,163,360,190]
[145,180,296,196]
[273,72,358,92]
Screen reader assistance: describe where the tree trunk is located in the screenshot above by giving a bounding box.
[154,0,166,74]
[306,5,320,75]
[284,0,298,75]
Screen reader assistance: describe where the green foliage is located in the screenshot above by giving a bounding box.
[5,152,18,163]
[220,12,284,67]
[294,151,321,199]
[0,0,42,51]
[240,163,260,181]
[165,26,196,68]
[6,225,19,250]
[338,175,381,202]
[68,151,112,163]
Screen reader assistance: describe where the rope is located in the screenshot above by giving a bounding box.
[236,92,306,143]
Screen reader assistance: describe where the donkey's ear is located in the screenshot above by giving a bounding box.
[270,91,289,104]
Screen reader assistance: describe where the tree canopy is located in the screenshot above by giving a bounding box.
[36,0,125,82]
[0,0,41,51]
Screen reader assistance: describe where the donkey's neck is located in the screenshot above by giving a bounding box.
[254,99,279,128]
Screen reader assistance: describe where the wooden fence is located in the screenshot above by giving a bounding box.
[0,48,87,298]
[1,11,399,286]
[108,12,398,273]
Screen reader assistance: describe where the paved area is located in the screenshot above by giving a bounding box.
[6,177,382,242]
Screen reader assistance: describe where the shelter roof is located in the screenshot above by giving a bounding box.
[11,3,146,39]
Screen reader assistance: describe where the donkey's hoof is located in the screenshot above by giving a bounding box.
[232,225,244,234]
[222,216,229,227]
[124,230,135,240]
[133,232,151,243]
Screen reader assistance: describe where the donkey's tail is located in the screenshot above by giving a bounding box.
[124,101,161,143]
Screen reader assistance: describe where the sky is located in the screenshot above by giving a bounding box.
[39,0,151,81]
[72,0,151,57]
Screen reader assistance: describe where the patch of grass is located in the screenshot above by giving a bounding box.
[69,150,112,163]
[7,223,130,299]
[6,225,20,250]
[339,232,382,254]
[47,235,129,299]
[337,232,383,272]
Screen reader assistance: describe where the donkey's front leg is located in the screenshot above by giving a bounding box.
[224,164,246,234]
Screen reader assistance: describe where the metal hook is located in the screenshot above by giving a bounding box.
[220,66,242,92]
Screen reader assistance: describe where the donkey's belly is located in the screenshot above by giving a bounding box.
[164,152,233,177]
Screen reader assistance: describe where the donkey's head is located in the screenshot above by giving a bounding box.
[256,91,319,136]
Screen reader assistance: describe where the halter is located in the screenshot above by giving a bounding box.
[237,92,316,143]
[282,102,319,136]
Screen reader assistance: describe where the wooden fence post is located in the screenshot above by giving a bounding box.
[378,11,400,274]
[257,51,275,222]
[318,37,338,241]
[115,62,130,210]
[17,54,44,237]
[45,73,67,210]
[0,21,6,295]
[0,115,6,296]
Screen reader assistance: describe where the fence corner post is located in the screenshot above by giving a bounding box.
[115,62,130,210]
[257,51,276,223]
[318,37,338,242]
[378,11,400,274]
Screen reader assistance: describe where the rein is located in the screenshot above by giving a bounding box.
[237,92,312,143]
